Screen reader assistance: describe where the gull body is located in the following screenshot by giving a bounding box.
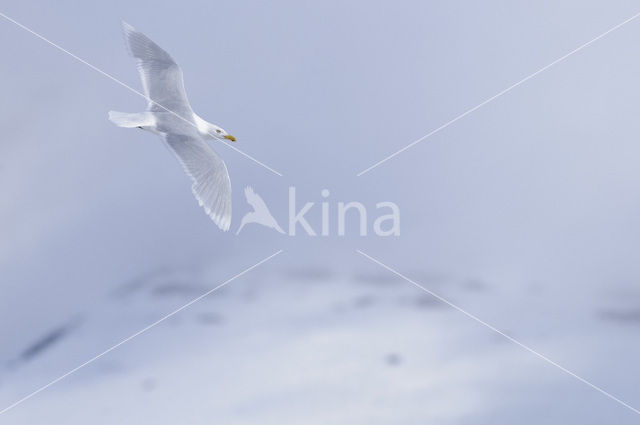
[109,22,235,231]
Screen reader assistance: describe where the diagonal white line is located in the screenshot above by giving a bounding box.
[0,11,283,177]
[357,10,640,176]
[0,250,283,416]
[356,249,640,416]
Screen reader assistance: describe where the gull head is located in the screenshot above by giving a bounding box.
[194,115,236,142]
[211,124,236,142]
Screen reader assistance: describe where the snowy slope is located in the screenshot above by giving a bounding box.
[2,260,640,424]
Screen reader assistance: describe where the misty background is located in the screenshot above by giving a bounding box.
[2,0,640,423]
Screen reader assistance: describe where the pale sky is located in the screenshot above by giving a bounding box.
[2,2,640,416]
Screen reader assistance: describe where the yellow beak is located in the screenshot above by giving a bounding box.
[224,134,236,142]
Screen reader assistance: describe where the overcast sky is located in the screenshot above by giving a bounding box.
[2,0,640,363]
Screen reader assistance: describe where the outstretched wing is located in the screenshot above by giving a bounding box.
[122,22,192,115]
[163,133,232,231]
[244,186,271,213]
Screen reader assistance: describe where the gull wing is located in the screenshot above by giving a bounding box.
[163,133,232,231]
[122,22,192,115]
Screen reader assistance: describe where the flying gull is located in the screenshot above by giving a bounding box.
[109,22,235,231]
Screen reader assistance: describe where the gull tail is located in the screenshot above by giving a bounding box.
[108,111,155,128]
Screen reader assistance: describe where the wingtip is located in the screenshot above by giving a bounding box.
[191,187,232,232]
[119,21,136,57]
[121,20,134,33]
[209,211,232,232]
[218,217,231,232]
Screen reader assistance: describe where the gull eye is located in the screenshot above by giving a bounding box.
[216,129,221,134]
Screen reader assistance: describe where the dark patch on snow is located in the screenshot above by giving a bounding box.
[195,312,225,325]
[141,377,157,392]
[283,267,335,282]
[353,295,375,309]
[353,272,402,286]
[461,279,489,292]
[111,268,171,299]
[385,353,402,366]
[19,318,82,362]
[151,283,209,298]
[112,268,203,299]
[355,270,445,287]
[413,294,444,309]
[598,308,640,324]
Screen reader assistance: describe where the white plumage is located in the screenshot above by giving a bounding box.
[109,22,235,231]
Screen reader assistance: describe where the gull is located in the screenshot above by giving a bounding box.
[109,22,235,231]
[236,187,284,235]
